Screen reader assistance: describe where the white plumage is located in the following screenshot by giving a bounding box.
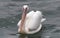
[17,5,46,34]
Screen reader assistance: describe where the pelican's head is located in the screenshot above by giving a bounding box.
[23,5,29,12]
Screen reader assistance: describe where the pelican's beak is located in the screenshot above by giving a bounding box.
[19,5,28,33]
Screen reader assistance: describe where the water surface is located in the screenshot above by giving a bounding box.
[0,0,60,38]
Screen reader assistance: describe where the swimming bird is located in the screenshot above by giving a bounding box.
[17,5,46,34]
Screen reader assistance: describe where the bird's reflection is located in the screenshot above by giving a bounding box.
[18,34,28,38]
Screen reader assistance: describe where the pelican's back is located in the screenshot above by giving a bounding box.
[26,11,42,28]
[25,11,43,34]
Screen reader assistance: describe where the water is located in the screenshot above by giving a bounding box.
[0,0,60,38]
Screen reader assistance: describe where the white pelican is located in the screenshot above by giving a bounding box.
[17,5,46,34]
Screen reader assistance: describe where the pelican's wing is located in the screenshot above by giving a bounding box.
[17,20,21,26]
[26,11,42,30]
[41,18,46,22]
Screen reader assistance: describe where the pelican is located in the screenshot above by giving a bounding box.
[17,5,46,34]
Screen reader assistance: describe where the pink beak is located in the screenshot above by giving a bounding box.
[20,8,27,33]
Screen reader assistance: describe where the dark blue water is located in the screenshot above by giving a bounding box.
[0,0,60,38]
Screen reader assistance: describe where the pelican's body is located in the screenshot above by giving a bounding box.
[17,5,46,34]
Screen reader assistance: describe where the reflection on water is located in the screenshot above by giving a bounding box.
[18,34,28,38]
[17,24,58,38]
